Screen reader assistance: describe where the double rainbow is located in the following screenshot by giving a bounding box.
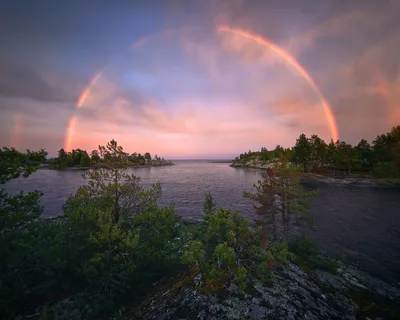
[64,26,339,151]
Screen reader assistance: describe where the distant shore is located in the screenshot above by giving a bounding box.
[40,161,175,171]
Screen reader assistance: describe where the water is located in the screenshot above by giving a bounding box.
[3,160,400,284]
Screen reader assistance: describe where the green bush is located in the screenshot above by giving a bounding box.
[289,235,339,273]
[182,198,297,292]
[0,191,68,318]
[373,161,400,178]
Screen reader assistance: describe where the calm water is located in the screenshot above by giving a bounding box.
[3,161,400,284]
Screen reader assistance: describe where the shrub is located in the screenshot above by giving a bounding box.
[373,161,399,178]
[289,235,339,273]
[182,196,297,293]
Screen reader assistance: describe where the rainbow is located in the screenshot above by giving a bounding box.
[64,26,339,151]
[10,112,23,150]
[63,72,102,151]
[63,34,155,151]
[76,71,103,108]
[64,116,77,152]
[217,25,339,142]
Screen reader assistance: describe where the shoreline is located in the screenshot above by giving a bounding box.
[229,163,400,187]
[40,162,175,171]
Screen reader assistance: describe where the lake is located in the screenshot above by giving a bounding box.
[3,160,400,284]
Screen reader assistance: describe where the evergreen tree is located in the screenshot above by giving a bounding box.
[293,134,312,172]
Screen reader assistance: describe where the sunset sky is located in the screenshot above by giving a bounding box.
[1,0,399,159]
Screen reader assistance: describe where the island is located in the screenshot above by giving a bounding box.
[230,125,400,185]
[43,140,174,170]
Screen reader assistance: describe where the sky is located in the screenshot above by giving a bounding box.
[0,0,399,159]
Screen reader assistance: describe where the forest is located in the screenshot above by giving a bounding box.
[232,126,400,179]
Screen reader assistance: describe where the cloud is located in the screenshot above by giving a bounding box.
[285,9,386,55]
[0,59,77,103]
[0,98,72,152]
[65,24,343,155]
[2,0,400,157]
[328,27,400,141]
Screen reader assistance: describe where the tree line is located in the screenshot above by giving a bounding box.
[51,145,168,169]
[233,125,400,178]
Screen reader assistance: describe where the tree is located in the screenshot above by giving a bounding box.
[128,152,138,163]
[0,147,47,183]
[0,149,47,317]
[92,140,128,222]
[273,161,318,239]
[273,145,284,159]
[245,161,317,241]
[68,149,82,167]
[136,153,145,165]
[260,147,270,162]
[310,134,328,168]
[203,192,217,215]
[337,141,359,174]
[91,149,100,164]
[70,140,162,223]
[144,152,152,163]
[79,150,90,167]
[244,168,278,243]
[372,126,400,177]
[326,140,339,174]
[293,134,312,172]
[57,148,67,164]
[356,139,373,171]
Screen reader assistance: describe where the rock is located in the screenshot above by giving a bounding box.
[127,263,400,320]
[249,303,267,318]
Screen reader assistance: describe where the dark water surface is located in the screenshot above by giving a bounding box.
[3,161,400,284]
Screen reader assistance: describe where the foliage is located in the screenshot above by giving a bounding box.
[244,162,318,241]
[243,168,277,243]
[289,235,339,273]
[182,196,296,292]
[231,125,400,178]
[373,161,399,178]
[213,242,236,269]
[310,134,328,167]
[336,141,360,174]
[293,134,312,172]
[66,140,162,223]
[182,241,206,273]
[234,266,248,290]
[0,148,52,318]
[144,152,152,162]
[0,147,47,183]
[203,192,217,215]
[232,145,293,165]
[52,140,170,169]
[52,148,92,168]
[90,149,101,164]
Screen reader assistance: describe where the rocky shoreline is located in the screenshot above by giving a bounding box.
[116,263,400,320]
